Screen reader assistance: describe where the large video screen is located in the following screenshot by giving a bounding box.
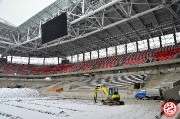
[41,13,68,44]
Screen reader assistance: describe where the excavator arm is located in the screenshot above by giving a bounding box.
[94,86,109,103]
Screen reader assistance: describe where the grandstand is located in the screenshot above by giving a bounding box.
[0,0,180,98]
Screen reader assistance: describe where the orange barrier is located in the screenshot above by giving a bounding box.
[47,87,63,92]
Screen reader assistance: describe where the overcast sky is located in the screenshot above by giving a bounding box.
[0,0,56,26]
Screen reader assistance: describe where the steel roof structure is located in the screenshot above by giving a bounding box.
[0,0,180,58]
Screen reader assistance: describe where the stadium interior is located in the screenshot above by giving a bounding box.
[0,0,180,102]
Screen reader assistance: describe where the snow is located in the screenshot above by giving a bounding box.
[0,88,41,98]
[0,88,179,119]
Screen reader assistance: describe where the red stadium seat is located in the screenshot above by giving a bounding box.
[153,45,180,61]
[123,50,153,66]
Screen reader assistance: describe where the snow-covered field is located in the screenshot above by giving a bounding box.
[0,88,179,119]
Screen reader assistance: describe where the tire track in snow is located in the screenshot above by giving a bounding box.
[22,101,84,112]
[2,103,69,117]
[0,111,23,119]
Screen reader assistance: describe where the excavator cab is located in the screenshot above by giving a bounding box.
[109,87,118,97]
[109,87,120,101]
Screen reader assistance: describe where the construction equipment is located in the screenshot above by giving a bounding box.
[135,89,163,100]
[94,85,124,105]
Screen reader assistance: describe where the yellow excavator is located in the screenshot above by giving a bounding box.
[94,85,124,105]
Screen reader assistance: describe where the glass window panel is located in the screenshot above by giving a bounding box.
[30,57,43,65]
[45,57,58,65]
[117,44,125,55]
[99,48,106,58]
[85,52,90,61]
[66,56,71,63]
[78,54,83,62]
[59,58,62,64]
[7,56,11,62]
[73,55,77,63]
[108,46,115,56]
[5,56,28,64]
[127,42,136,53]
[149,37,160,49]
[161,34,174,47]
[20,57,28,64]
[177,32,180,43]
[91,50,98,59]
[11,56,28,64]
[138,40,148,51]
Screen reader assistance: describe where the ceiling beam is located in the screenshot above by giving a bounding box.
[70,0,123,25]
[168,7,180,19]
[112,5,142,41]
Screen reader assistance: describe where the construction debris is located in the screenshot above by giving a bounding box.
[47,87,63,92]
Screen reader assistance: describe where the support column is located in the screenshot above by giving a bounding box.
[115,46,117,56]
[83,53,85,61]
[136,41,139,52]
[174,33,177,45]
[97,50,99,58]
[71,56,73,63]
[147,39,150,50]
[77,54,79,62]
[125,44,127,54]
[58,57,59,65]
[106,47,108,57]
[11,56,13,63]
[28,56,30,64]
[82,0,85,14]
[159,36,162,48]
[90,51,92,60]
[43,57,45,65]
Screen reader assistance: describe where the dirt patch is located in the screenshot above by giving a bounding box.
[47,87,63,92]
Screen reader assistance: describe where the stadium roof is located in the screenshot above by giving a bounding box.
[0,0,180,58]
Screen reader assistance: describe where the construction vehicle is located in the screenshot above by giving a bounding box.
[135,89,163,100]
[94,85,124,105]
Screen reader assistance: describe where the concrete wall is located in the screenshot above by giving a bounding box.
[164,85,180,100]
[173,80,180,87]
[56,89,138,100]
[119,90,137,99]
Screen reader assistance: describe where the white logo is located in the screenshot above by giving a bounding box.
[162,102,178,118]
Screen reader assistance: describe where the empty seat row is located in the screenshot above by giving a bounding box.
[1,45,180,75]
[123,50,152,66]
[154,45,180,61]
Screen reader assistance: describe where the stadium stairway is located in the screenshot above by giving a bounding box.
[39,74,147,99]
[83,74,146,87]
[143,72,180,89]
[108,74,147,87]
